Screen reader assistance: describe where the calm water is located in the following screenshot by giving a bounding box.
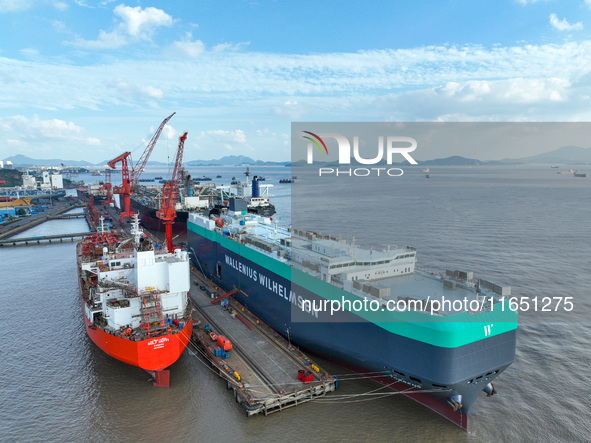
[1,166,589,442]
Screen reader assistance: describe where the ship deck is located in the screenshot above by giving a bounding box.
[188,269,337,416]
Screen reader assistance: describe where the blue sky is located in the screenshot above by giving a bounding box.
[1,0,591,164]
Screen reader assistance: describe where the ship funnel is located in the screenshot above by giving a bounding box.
[252,176,260,198]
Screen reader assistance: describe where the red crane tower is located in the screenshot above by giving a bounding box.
[104,169,113,205]
[157,132,188,253]
[108,112,175,223]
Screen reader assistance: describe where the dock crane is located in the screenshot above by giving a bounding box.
[104,169,113,205]
[107,112,175,223]
[157,132,188,253]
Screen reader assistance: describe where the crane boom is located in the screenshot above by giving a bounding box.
[157,132,188,253]
[107,112,175,223]
[131,112,175,189]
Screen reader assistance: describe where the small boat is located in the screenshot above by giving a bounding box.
[209,332,218,341]
[216,175,222,178]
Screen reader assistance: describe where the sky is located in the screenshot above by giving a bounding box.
[1,0,591,164]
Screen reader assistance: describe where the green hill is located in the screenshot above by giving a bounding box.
[0,169,23,187]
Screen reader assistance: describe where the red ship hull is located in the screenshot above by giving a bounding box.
[78,275,192,383]
[82,311,193,371]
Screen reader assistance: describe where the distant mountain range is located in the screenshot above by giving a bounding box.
[507,145,591,164]
[185,155,286,167]
[3,145,591,168]
[1,154,285,168]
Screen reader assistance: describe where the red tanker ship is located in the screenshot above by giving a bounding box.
[77,216,193,387]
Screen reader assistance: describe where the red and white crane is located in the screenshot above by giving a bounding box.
[157,132,188,253]
[107,112,175,223]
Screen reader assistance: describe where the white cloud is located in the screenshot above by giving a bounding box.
[436,77,569,103]
[171,32,205,57]
[4,41,591,134]
[66,4,173,49]
[114,4,173,39]
[549,13,583,31]
[53,1,67,11]
[0,115,100,145]
[213,41,251,52]
[111,80,164,99]
[67,29,128,50]
[273,100,304,118]
[370,77,576,122]
[162,124,177,141]
[0,0,34,12]
[19,48,40,58]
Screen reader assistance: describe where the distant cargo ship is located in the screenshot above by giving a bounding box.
[77,183,108,202]
[77,216,193,386]
[187,204,517,429]
[131,172,275,235]
[0,188,66,200]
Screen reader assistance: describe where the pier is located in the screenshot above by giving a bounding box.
[0,232,94,247]
[189,271,337,416]
[47,213,86,220]
[0,203,85,240]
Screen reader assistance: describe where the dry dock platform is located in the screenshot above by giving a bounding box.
[189,270,337,416]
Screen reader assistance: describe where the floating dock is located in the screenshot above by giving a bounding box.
[189,271,337,416]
